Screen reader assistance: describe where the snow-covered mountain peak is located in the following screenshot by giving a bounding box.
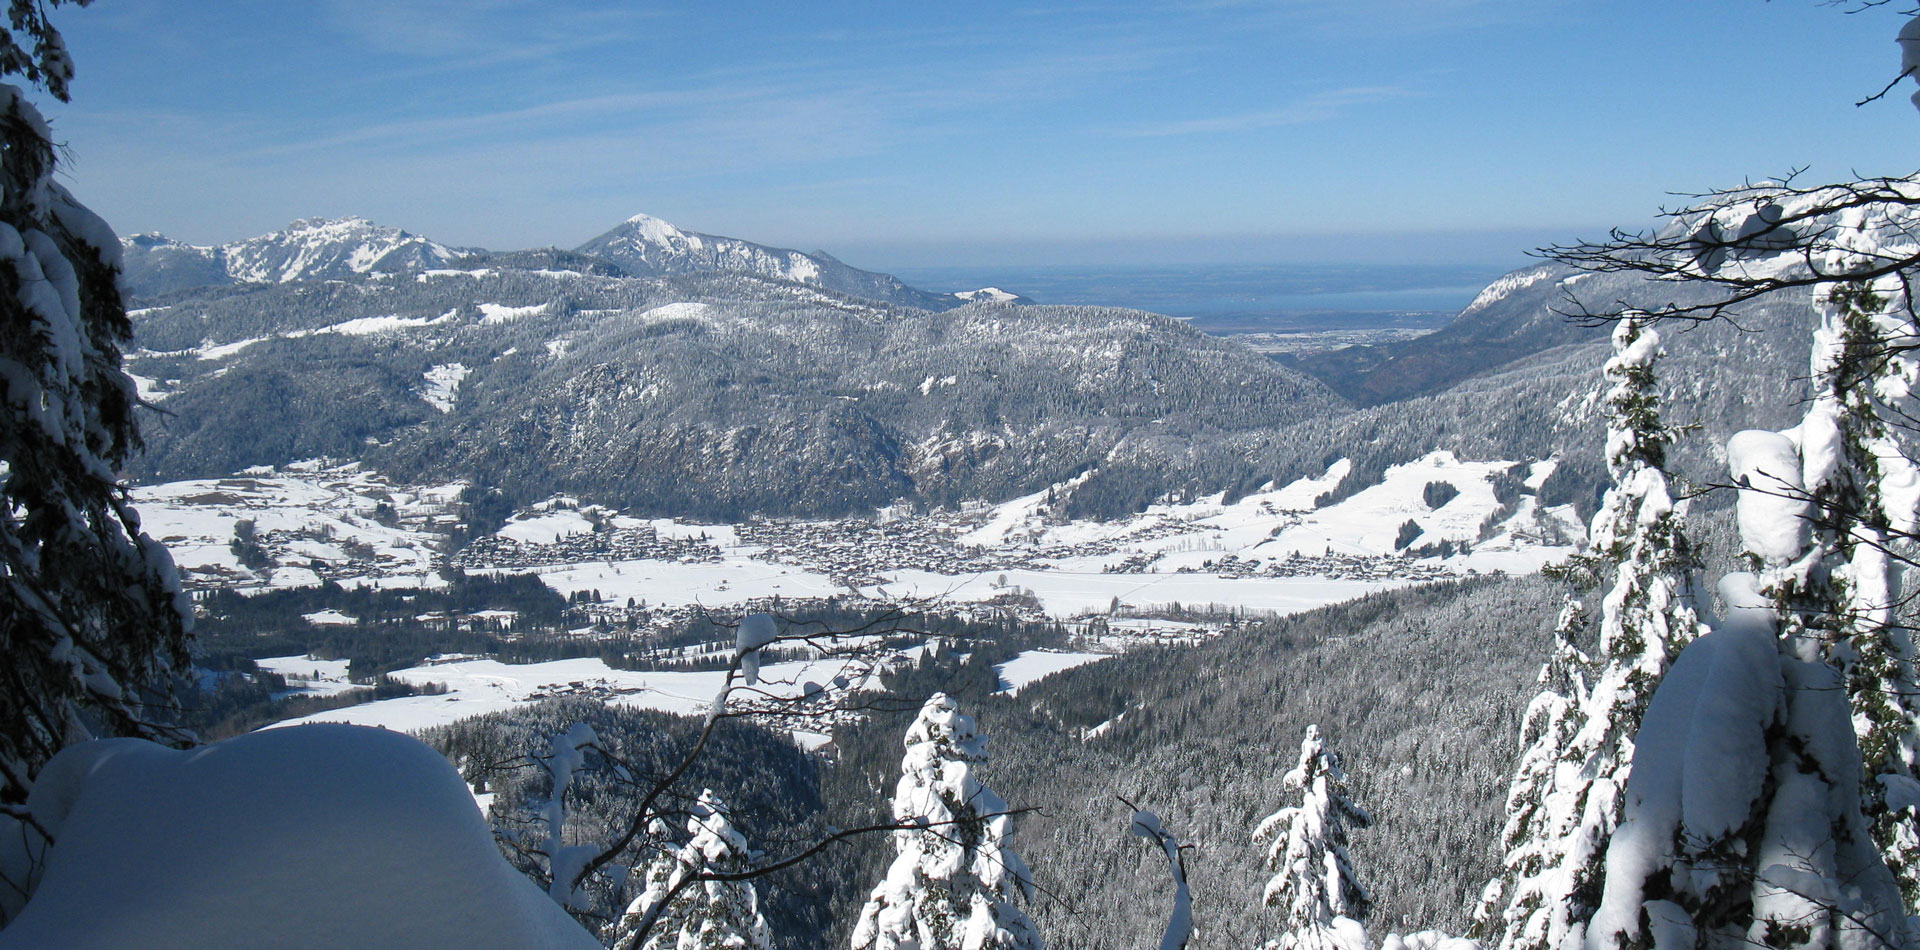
[575,214,959,310]
[617,212,705,249]
[954,287,1030,304]
[230,215,457,281]
[124,232,199,250]
[280,214,374,231]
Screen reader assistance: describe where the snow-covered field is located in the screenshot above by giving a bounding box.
[870,568,1410,617]
[254,655,361,698]
[523,558,845,606]
[272,645,1108,742]
[993,650,1111,696]
[131,461,462,591]
[273,653,905,749]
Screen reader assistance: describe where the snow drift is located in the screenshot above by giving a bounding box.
[0,724,597,950]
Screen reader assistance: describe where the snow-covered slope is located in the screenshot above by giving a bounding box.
[118,233,231,296]
[226,217,460,283]
[276,652,904,748]
[575,212,958,310]
[120,217,463,296]
[1288,175,1920,409]
[129,461,461,591]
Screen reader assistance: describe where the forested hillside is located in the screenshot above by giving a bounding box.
[386,577,1556,950]
[124,262,1345,518]
[799,577,1561,949]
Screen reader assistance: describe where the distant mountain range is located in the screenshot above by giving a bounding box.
[574,214,961,311]
[1276,265,1607,405]
[120,213,975,311]
[112,191,1863,524]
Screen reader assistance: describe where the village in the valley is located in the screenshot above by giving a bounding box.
[135,451,1569,653]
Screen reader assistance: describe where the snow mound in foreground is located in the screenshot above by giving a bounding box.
[0,725,597,950]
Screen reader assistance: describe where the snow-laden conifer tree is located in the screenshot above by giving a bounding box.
[851,692,1040,950]
[1477,318,1706,950]
[611,789,771,950]
[1774,274,1920,905]
[0,4,191,815]
[539,723,602,910]
[1254,724,1373,950]
[1580,430,1911,950]
[1478,596,1586,943]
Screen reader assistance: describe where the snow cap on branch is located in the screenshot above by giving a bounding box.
[736,613,777,686]
[1899,17,1920,111]
[1728,429,1809,567]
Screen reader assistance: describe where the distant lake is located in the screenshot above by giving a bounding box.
[885,262,1507,318]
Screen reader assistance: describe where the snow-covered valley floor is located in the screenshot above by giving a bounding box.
[136,451,1576,617]
[141,452,1579,736]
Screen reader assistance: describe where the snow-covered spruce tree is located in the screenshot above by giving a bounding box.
[1475,598,1586,945]
[1476,318,1706,950]
[0,3,192,812]
[611,789,771,950]
[1253,724,1373,950]
[1581,431,1910,950]
[1776,276,1920,906]
[851,692,1040,950]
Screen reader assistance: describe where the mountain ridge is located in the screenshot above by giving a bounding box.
[120,217,466,297]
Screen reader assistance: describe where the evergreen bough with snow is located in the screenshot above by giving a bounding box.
[1254,724,1373,950]
[1477,317,1706,950]
[851,692,1040,950]
[0,2,191,816]
[1128,808,1193,950]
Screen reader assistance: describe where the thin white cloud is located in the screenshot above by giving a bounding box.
[1124,85,1412,136]
[321,0,658,62]
[1168,0,1552,36]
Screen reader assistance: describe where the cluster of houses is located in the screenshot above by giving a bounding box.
[1165,550,1455,582]
[455,524,723,571]
[734,516,1049,585]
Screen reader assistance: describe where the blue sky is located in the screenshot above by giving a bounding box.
[37,1,1920,269]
